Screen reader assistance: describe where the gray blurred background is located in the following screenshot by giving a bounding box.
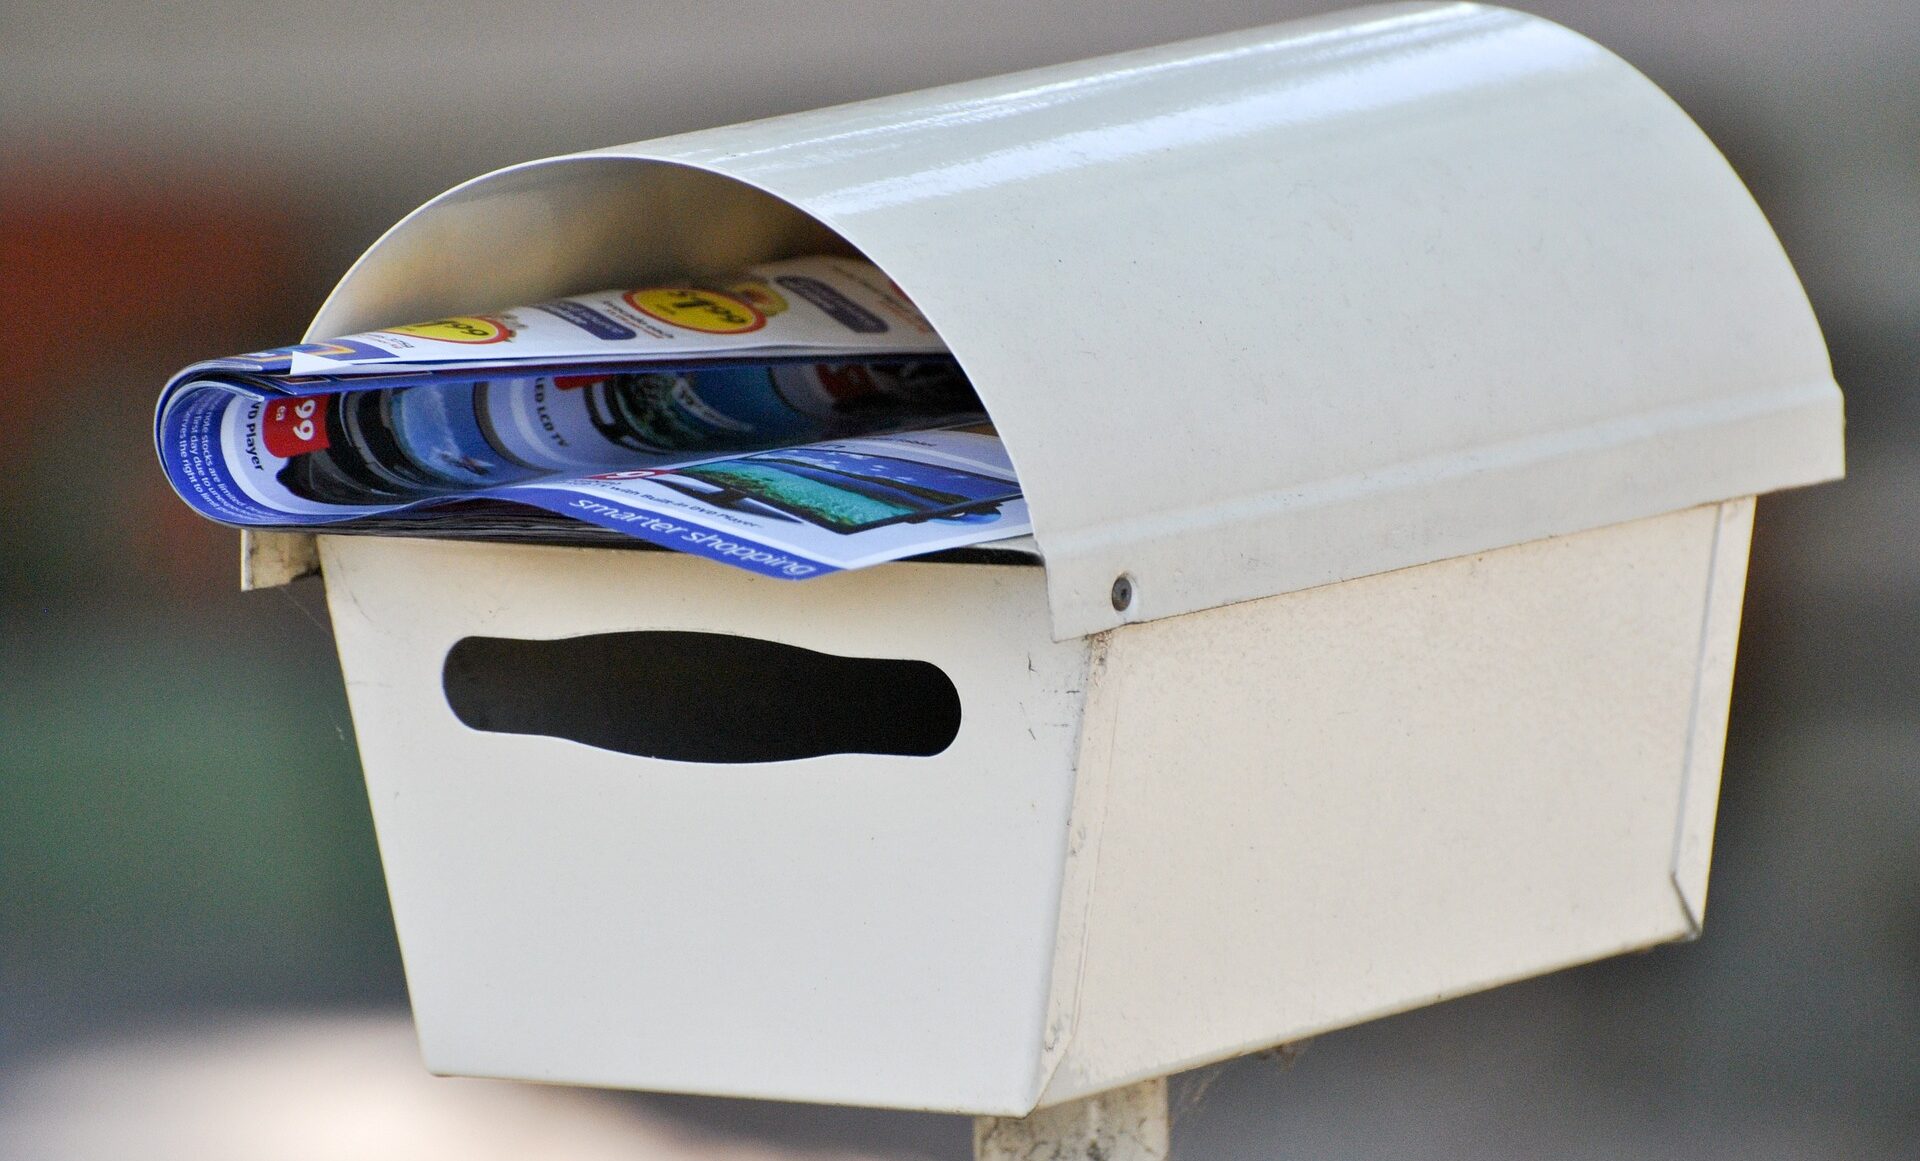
[1,2,1913,1158]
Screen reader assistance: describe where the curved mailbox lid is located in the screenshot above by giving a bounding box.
[309,1,1843,640]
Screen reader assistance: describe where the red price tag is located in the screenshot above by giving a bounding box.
[262,396,331,457]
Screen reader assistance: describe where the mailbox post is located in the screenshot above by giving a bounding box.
[976,1079,1169,1161]
[246,0,1842,1145]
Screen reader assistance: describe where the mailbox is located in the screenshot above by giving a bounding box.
[256,2,1843,1117]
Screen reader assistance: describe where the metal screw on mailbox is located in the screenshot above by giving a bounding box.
[1111,573,1135,612]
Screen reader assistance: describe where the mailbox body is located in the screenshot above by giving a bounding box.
[322,495,1751,1113]
[274,0,1843,1119]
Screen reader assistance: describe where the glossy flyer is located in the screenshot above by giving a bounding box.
[155,259,1028,578]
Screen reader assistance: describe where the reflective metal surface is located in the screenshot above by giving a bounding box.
[310,2,1842,638]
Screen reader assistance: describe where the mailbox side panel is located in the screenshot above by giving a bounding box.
[1038,501,1749,1104]
[319,540,1088,1114]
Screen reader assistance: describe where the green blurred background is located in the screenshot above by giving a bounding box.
[3,3,1915,1157]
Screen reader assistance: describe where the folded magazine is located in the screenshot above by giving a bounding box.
[155,257,1030,579]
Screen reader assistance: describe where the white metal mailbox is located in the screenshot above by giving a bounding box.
[263,2,1843,1117]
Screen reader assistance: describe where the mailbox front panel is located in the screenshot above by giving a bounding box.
[320,540,1087,1113]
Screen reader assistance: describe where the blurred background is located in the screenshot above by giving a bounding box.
[1,2,1913,1157]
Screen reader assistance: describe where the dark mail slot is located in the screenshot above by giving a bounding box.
[443,630,962,763]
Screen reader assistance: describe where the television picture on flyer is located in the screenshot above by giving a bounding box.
[512,429,1028,578]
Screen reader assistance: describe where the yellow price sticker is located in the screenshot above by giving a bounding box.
[380,316,512,344]
[623,287,766,334]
